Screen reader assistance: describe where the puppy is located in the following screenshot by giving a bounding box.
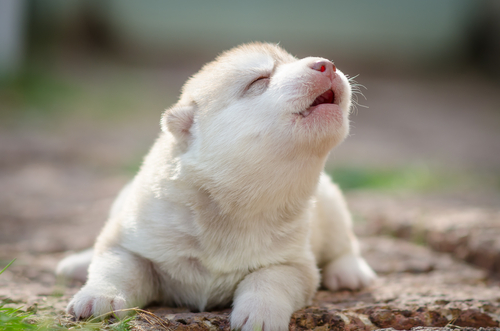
[57,43,376,331]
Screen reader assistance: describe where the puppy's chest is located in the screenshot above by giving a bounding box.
[125,195,307,278]
[162,220,301,276]
[194,218,305,274]
[200,234,275,272]
[146,225,292,306]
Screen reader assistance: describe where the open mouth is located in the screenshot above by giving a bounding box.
[299,89,336,117]
[310,89,335,107]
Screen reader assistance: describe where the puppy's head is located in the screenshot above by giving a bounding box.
[162,42,352,165]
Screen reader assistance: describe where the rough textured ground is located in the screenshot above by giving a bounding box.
[350,193,500,278]
[131,234,500,330]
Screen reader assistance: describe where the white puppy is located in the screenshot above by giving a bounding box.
[57,43,376,331]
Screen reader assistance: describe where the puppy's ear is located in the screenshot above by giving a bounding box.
[161,104,196,139]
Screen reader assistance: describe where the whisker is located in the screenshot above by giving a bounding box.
[346,74,368,113]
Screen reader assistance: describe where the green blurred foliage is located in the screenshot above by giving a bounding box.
[0,61,176,128]
[329,165,480,192]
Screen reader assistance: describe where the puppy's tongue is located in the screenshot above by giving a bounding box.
[310,90,334,107]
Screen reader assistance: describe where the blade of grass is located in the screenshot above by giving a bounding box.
[0,258,16,275]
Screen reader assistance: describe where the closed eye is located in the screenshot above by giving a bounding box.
[249,75,270,87]
[243,72,272,96]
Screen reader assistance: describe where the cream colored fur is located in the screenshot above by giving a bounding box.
[57,43,376,331]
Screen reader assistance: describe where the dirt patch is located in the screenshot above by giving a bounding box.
[3,233,500,330]
[349,192,500,278]
[127,236,500,330]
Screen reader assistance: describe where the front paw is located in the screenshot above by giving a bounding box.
[231,294,292,331]
[322,254,376,291]
[67,286,129,320]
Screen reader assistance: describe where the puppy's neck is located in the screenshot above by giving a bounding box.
[187,151,328,224]
[148,133,329,226]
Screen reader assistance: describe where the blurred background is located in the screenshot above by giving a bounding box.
[1,0,500,254]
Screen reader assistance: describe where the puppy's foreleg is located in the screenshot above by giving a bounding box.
[315,175,376,290]
[322,250,376,291]
[67,247,159,319]
[231,260,319,331]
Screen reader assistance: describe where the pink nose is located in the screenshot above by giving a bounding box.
[310,60,336,75]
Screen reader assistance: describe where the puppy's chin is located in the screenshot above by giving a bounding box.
[287,107,350,157]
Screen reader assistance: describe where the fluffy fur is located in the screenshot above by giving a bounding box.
[57,43,376,331]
